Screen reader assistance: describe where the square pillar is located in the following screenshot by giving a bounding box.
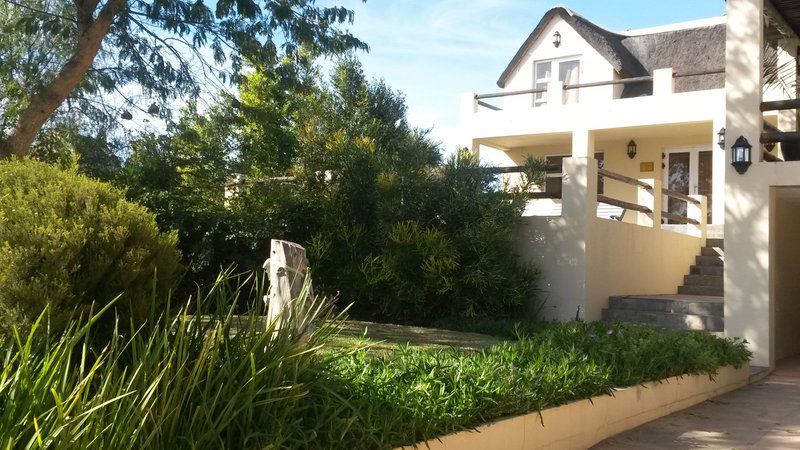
[571,129,595,158]
[637,178,662,228]
[548,81,564,108]
[653,68,675,96]
[687,195,708,240]
[725,0,772,368]
[559,156,598,322]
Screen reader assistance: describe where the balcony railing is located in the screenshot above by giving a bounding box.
[472,68,725,111]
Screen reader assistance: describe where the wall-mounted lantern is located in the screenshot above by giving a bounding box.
[717,127,725,150]
[731,135,752,174]
[553,31,561,48]
[627,140,637,159]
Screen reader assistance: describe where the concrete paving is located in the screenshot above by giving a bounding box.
[592,356,800,449]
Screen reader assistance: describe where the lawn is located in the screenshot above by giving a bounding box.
[328,320,501,354]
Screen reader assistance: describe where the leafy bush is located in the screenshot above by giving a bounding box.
[0,275,751,450]
[0,158,180,337]
[122,58,542,324]
[330,321,751,447]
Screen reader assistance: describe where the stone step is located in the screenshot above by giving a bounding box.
[706,238,724,249]
[690,265,724,276]
[696,255,724,267]
[678,285,724,296]
[608,296,723,316]
[701,246,724,257]
[602,308,723,331]
[684,274,723,288]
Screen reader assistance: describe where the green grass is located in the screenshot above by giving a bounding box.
[0,272,751,449]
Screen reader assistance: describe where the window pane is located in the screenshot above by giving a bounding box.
[534,82,548,106]
[666,152,690,222]
[560,60,580,104]
[535,62,552,80]
[545,155,564,194]
[698,151,713,224]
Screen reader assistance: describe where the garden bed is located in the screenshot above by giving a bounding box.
[399,363,750,450]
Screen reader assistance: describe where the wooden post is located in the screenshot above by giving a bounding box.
[263,239,311,331]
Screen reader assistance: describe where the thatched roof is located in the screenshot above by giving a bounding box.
[496,6,725,97]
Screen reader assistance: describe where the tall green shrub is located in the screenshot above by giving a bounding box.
[0,159,180,337]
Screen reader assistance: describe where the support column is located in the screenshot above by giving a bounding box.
[571,129,595,158]
[561,156,598,322]
[687,195,708,240]
[637,178,662,228]
[724,0,772,368]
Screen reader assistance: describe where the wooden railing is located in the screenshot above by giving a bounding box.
[474,69,725,111]
[661,188,701,225]
[597,168,652,214]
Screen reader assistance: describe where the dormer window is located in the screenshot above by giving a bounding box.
[533,57,581,107]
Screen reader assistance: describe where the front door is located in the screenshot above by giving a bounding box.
[663,147,713,224]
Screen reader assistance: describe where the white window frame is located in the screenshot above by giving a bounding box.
[532,56,581,107]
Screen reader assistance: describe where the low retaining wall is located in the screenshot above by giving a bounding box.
[401,364,749,450]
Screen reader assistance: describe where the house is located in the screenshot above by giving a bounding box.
[461,1,800,369]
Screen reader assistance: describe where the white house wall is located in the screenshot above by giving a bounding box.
[502,15,616,110]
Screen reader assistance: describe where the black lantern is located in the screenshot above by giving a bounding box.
[553,31,561,48]
[627,140,637,159]
[717,127,725,149]
[731,135,752,174]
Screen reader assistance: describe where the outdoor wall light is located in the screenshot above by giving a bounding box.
[627,140,637,159]
[553,31,561,48]
[717,127,725,149]
[731,135,752,174]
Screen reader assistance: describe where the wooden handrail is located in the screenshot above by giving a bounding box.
[661,211,700,225]
[761,98,800,112]
[673,69,725,78]
[481,164,561,174]
[598,195,652,214]
[526,192,562,199]
[563,75,653,91]
[475,87,546,100]
[598,168,653,190]
[662,188,701,205]
[476,100,501,111]
[761,131,800,144]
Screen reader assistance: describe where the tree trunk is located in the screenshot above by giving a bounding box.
[0,0,125,159]
[264,240,313,334]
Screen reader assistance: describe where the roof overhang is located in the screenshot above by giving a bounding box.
[767,0,800,38]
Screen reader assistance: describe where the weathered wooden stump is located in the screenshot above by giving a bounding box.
[263,239,312,332]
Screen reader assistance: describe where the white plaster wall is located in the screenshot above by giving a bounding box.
[502,15,616,111]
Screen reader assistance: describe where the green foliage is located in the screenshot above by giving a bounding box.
[122,58,542,323]
[0,272,349,449]
[0,158,180,337]
[329,321,751,448]
[0,279,751,450]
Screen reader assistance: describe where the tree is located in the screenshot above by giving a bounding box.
[0,0,366,158]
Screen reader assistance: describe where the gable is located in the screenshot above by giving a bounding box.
[497,7,646,88]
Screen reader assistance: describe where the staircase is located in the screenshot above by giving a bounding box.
[602,238,724,331]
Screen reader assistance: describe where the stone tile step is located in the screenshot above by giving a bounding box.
[701,246,724,257]
[602,308,723,331]
[608,295,723,316]
[706,238,724,249]
[684,274,723,288]
[690,265,724,276]
[678,285,724,296]
[696,255,724,267]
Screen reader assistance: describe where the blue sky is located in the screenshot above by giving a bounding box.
[328,0,726,154]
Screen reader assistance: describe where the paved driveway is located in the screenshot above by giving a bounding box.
[592,356,800,449]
